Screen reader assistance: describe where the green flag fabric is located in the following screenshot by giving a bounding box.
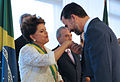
[0,0,18,82]
[103,0,109,25]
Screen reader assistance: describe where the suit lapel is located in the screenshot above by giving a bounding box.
[72,52,80,65]
[61,52,74,65]
[68,52,77,65]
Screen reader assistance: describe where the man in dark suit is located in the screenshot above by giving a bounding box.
[60,2,120,82]
[15,13,31,81]
[53,26,82,82]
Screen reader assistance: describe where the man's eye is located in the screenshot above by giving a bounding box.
[65,35,69,37]
[40,30,43,32]
[65,25,68,27]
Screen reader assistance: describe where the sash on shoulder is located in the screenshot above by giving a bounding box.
[26,43,58,82]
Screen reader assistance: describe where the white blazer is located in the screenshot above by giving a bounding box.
[19,45,62,82]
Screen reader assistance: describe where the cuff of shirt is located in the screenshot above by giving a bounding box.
[49,51,56,65]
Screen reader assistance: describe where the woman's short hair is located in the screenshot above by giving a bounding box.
[21,15,45,42]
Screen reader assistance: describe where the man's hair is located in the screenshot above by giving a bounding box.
[56,26,67,39]
[19,13,31,24]
[60,2,88,20]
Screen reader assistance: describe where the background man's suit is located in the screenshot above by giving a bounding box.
[53,45,81,82]
[15,35,28,81]
[83,17,120,82]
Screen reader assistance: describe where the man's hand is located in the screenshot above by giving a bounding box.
[70,42,83,54]
[59,80,64,82]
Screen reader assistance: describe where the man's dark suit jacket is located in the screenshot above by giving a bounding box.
[52,46,81,82]
[82,17,120,82]
[15,35,28,81]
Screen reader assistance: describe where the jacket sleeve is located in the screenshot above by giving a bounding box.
[84,26,112,82]
[19,45,56,67]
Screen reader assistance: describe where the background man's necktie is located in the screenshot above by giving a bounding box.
[80,32,84,47]
[67,49,75,63]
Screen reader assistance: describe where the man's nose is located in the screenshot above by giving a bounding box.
[69,37,72,40]
[67,28,71,32]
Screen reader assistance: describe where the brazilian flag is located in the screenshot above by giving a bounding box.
[103,0,109,26]
[0,0,18,82]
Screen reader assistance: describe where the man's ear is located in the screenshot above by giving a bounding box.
[57,37,60,42]
[57,37,62,44]
[71,14,76,20]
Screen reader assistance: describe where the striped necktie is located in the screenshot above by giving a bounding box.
[67,49,75,63]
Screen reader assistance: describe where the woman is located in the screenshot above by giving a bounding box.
[19,15,73,82]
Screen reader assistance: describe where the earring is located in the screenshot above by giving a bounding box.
[33,39,36,41]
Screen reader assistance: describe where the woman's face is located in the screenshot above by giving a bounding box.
[30,23,49,45]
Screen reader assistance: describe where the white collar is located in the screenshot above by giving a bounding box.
[84,17,95,33]
[65,49,71,52]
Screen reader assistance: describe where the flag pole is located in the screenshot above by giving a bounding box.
[103,0,109,26]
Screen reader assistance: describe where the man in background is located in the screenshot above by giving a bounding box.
[15,13,31,81]
[53,26,83,82]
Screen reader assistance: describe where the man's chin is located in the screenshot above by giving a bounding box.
[70,29,82,35]
[74,30,82,35]
[75,32,81,35]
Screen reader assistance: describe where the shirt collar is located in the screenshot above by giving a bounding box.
[65,49,71,52]
[84,17,95,33]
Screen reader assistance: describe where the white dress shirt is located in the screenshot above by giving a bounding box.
[18,45,62,82]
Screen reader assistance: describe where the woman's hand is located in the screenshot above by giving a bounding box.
[54,40,73,61]
[61,40,73,48]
